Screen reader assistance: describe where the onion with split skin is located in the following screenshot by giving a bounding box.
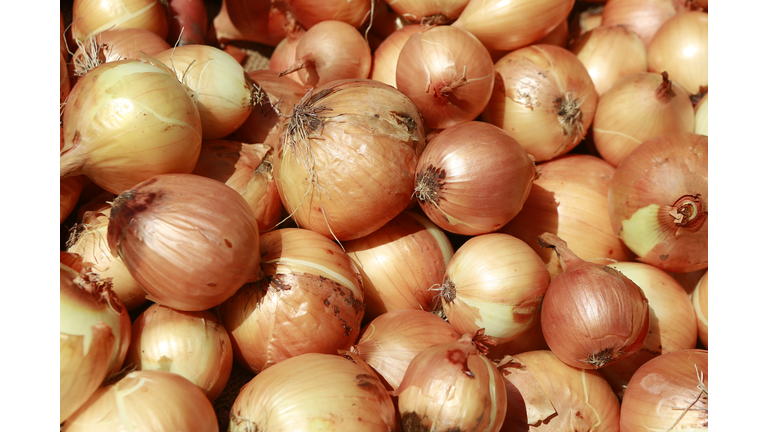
[71,0,169,42]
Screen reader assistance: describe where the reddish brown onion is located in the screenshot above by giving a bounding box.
[212,0,290,46]
[370,24,422,88]
[600,0,679,47]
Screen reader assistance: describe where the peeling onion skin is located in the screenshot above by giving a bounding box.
[218,228,365,374]
[607,132,707,272]
[228,353,398,432]
[71,0,169,42]
[539,233,650,370]
[498,350,621,432]
[106,173,261,311]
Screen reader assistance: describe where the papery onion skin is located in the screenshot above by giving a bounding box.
[218,228,365,374]
[600,0,678,47]
[647,10,708,96]
[620,349,708,431]
[107,173,261,311]
[370,24,422,88]
[286,0,372,29]
[498,350,621,431]
[482,44,598,162]
[268,25,307,86]
[124,303,233,401]
[608,132,707,272]
[71,0,169,42]
[440,233,551,344]
[275,78,425,241]
[414,121,537,236]
[452,0,575,51]
[70,27,172,78]
[62,370,219,432]
[691,270,708,347]
[60,59,202,195]
[228,353,397,432]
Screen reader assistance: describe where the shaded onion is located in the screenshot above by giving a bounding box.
[691,270,708,347]
[61,176,85,224]
[694,92,708,136]
[647,10,708,96]
[212,0,290,46]
[165,0,208,46]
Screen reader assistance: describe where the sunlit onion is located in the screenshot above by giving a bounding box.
[70,27,171,78]
[370,24,422,88]
[647,10,708,95]
[71,0,169,42]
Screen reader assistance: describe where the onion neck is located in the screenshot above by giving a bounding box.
[437,65,469,96]
[537,233,584,273]
[556,92,585,144]
[655,71,676,103]
[414,164,446,206]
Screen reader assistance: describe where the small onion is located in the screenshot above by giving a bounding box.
[414,121,537,236]
[212,0,290,46]
[124,303,233,401]
[60,59,202,195]
[349,309,461,390]
[498,350,621,431]
[395,25,495,129]
[694,92,708,136]
[218,228,365,374]
[600,0,678,47]
[62,370,218,431]
[592,71,694,167]
[396,329,507,432]
[285,0,372,29]
[538,233,650,369]
[71,0,169,42]
[482,44,598,162]
[370,24,422,88]
[437,233,551,344]
[620,349,708,431]
[228,353,397,432]
[107,173,262,311]
[70,27,172,78]
[608,132,708,272]
[691,270,708,347]
[386,0,470,25]
[568,25,648,96]
[647,10,708,95]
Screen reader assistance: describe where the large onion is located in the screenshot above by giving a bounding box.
[71,0,168,42]
[370,24,423,88]
[70,27,171,78]
[647,10,708,95]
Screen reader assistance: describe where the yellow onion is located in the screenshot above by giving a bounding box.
[608,132,708,272]
[482,44,598,162]
[532,17,569,47]
[620,349,708,431]
[61,176,84,224]
[498,350,621,431]
[124,303,233,401]
[107,173,261,311]
[274,79,425,241]
[437,233,551,344]
[268,25,307,86]
[285,0,372,29]
[694,92,708,136]
[568,5,604,43]
[501,154,634,279]
[60,264,131,423]
[647,10,708,96]
[370,24,423,88]
[452,0,575,51]
[597,262,698,397]
[71,0,168,42]
[228,353,397,431]
[343,211,454,323]
[485,313,549,362]
[152,44,262,140]
[212,0,290,46]
[218,228,365,374]
[60,59,202,195]
[349,309,461,391]
[414,121,537,236]
[62,370,218,431]
[568,25,648,96]
[538,233,650,369]
[600,0,678,47]
[593,71,694,167]
[386,0,469,25]
[191,140,283,232]
[396,329,507,432]
[70,27,171,78]
[66,197,147,311]
[691,270,708,347]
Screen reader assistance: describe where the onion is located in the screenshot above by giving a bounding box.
[620,349,708,431]
[568,25,648,96]
[279,20,372,88]
[274,79,425,241]
[342,211,454,322]
[370,24,422,88]
[70,27,172,78]
[414,121,537,235]
[60,264,131,423]
[437,233,551,344]
[61,10,69,61]
[71,0,168,42]
[452,0,575,51]
[349,309,461,390]
[485,313,549,362]
[608,132,708,272]
[597,262,698,397]
[482,44,598,162]
[218,228,365,374]
[694,92,708,136]
[600,0,678,47]
[60,52,71,105]
[60,59,202,195]
[395,25,494,129]
[62,370,218,431]
[568,5,604,44]
[396,329,507,432]
[228,353,397,431]
[593,71,694,167]
[501,154,634,279]
[152,44,262,140]
[124,303,233,401]
[285,0,372,29]
[164,0,208,46]
[66,197,147,311]
[498,350,621,431]
[61,176,85,224]
[691,270,708,347]
[532,17,569,47]
[648,10,708,96]
[267,25,307,86]
[386,0,469,25]
[538,233,650,369]
[212,0,290,46]
[107,173,261,311]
